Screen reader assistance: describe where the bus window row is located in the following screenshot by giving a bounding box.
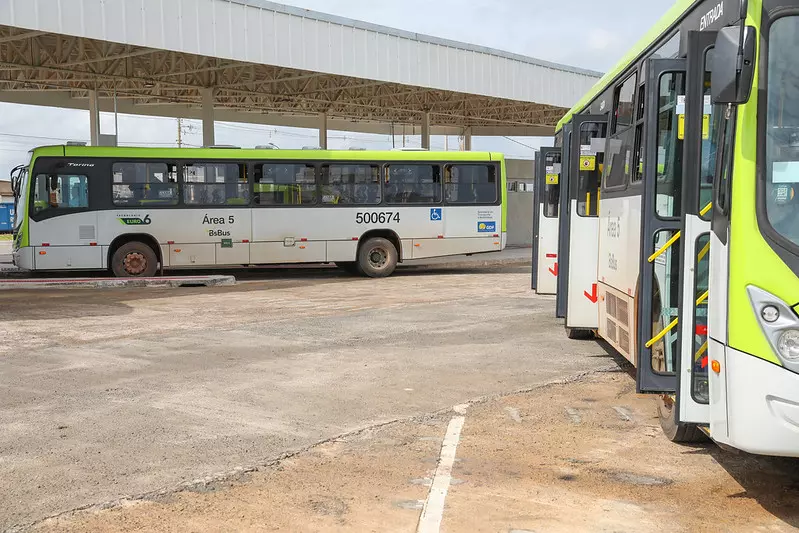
[31,162,500,214]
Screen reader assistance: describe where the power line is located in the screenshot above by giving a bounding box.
[502,136,538,150]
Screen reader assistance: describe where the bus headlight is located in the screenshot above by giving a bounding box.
[747,285,799,371]
[778,330,799,362]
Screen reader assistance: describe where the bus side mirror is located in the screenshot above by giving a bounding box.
[711,25,756,105]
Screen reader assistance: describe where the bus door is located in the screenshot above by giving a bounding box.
[637,36,717,400]
[675,30,717,422]
[558,115,607,332]
[532,147,561,295]
[555,123,573,319]
[638,57,688,393]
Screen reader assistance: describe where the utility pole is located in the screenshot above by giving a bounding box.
[177,118,183,148]
[176,118,196,148]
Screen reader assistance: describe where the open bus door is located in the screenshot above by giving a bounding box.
[556,115,607,335]
[532,147,561,295]
[636,29,717,432]
[675,30,718,424]
[555,123,572,319]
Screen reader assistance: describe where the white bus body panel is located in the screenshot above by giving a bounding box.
[678,214,710,424]
[597,195,641,359]
[535,203,559,295]
[711,344,799,457]
[566,199,599,329]
[17,205,504,270]
[597,196,641,296]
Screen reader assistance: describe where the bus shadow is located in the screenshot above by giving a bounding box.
[709,448,799,527]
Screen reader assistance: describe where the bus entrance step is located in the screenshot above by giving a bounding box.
[0,275,236,290]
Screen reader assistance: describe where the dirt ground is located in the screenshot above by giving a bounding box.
[31,373,799,533]
[0,265,613,530]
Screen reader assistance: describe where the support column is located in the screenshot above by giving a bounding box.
[88,90,100,146]
[421,112,430,150]
[201,88,216,147]
[319,112,328,149]
[464,126,472,151]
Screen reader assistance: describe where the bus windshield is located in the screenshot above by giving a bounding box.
[765,15,799,248]
[10,163,28,231]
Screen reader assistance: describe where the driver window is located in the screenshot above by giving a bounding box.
[33,174,89,213]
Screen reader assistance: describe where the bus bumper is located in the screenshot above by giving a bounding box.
[12,246,33,270]
[712,344,799,457]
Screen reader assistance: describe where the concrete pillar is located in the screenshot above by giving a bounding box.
[319,112,328,149]
[421,112,430,150]
[88,90,100,146]
[201,88,216,147]
[464,127,473,151]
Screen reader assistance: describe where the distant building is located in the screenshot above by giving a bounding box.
[506,159,535,192]
[0,180,12,204]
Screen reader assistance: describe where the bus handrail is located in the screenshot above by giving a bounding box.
[647,203,713,264]
[645,318,679,348]
[644,291,710,349]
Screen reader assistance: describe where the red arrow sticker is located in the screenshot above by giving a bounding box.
[548,263,558,276]
[584,283,598,303]
[546,253,557,258]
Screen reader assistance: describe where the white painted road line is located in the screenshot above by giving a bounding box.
[417,415,466,533]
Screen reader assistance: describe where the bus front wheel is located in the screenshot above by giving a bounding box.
[657,394,707,443]
[111,241,158,278]
[357,237,398,278]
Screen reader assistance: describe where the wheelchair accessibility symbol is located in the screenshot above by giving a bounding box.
[430,208,442,221]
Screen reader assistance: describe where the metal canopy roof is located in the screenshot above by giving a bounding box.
[0,0,602,136]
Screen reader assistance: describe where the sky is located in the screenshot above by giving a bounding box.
[0,0,674,182]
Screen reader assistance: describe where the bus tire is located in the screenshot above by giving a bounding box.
[357,237,398,278]
[567,327,594,340]
[111,241,158,278]
[657,394,708,443]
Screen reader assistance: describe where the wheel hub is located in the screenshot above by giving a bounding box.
[368,248,388,268]
[123,252,147,275]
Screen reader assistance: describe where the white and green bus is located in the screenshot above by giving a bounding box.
[9,146,506,278]
[550,0,799,457]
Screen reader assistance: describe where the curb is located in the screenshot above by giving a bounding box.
[0,275,236,290]
[400,256,530,270]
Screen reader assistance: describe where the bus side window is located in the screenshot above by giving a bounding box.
[385,165,441,204]
[321,165,380,205]
[33,174,89,213]
[445,165,497,205]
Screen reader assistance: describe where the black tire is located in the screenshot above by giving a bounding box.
[657,394,708,443]
[111,241,158,278]
[335,262,359,274]
[357,237,398,278]
[567,327,594,340]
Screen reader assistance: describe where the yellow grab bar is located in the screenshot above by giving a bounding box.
[694,340,709,362]
[696,290,708,306]
[645,317,679,348]
[647,203,712,264]
[648,231,681,263]
[586,192,591,215]
[697,241,710,263]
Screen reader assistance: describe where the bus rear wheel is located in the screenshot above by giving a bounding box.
[111,241,158,278]
[357,237,398,278]
[657,394,707,443]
